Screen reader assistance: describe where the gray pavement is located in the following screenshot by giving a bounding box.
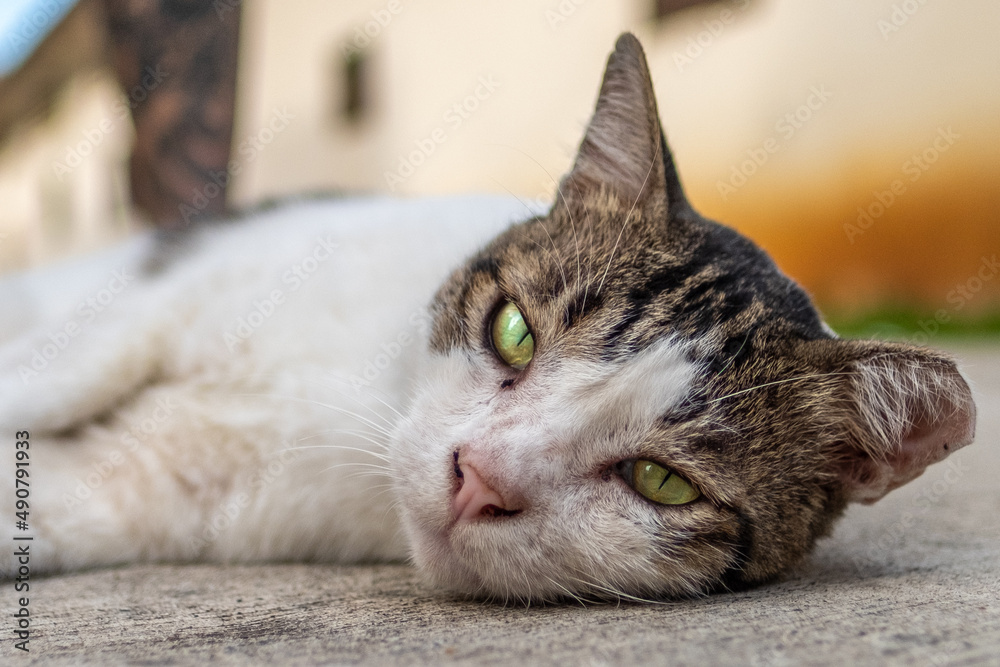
[10,344,1000,666]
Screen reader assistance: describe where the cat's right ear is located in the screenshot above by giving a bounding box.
[804,339,976,505]
[558,33,687,215]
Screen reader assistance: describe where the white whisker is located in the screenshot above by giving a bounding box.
[282,443,391,463]
[595,151,658,297]
[317,462,392,475]
[296,428,390,452]
[708,371,855,404]
[305,375,406,426]
[234,392,395,438]
[217,371,402,429]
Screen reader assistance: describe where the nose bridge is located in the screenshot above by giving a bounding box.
[454,441,516,489]
[474,403,554,476]
[447,367,576,518]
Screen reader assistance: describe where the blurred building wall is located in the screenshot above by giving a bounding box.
[0,70,132,269]
[0,0,131,270]
[1,0,997,320]
[231,0,1000,317]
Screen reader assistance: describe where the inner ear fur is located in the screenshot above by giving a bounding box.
[804,339,976,504]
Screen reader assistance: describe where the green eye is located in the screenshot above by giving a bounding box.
[491,301,534,370]
[631,460,700,505]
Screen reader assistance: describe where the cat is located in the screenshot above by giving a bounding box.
[0,33,975,603]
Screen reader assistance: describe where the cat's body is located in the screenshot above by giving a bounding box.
[0,195,538,570]
[0,35,975,602]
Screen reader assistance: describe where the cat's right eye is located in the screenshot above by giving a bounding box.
[491,301,534,370]
[628,460,700,506]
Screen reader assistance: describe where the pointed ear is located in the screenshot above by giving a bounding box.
[811,340,976,504]
[559,33,675,210]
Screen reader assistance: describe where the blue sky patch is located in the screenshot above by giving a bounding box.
[0,0,78,77]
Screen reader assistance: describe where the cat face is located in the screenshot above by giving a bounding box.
[390,34,976,602]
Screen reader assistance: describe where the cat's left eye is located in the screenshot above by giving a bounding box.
[491,301,534,370]
[630,460,700,505]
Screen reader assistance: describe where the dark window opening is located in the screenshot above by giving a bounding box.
[654,0,737,20]
[341,49,370,124]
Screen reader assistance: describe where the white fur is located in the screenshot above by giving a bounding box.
[0,194,544,573]
[392,335,703,600]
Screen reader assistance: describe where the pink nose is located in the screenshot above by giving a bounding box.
[452,461,520,522]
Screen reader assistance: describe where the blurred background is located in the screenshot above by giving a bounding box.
[0,0,997,338]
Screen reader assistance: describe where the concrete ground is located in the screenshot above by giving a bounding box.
[10,344,1000,666]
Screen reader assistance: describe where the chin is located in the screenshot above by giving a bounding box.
[404,522,486,598]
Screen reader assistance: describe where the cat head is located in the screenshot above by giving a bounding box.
[390,33,976,602]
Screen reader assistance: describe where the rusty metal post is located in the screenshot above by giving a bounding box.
[102,0,241,228]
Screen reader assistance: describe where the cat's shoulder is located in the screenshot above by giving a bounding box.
[165,193,542,268]
[1,193,540,328]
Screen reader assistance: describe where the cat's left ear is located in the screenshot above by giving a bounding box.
[805,339,976,504]
[558,33,685,213]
